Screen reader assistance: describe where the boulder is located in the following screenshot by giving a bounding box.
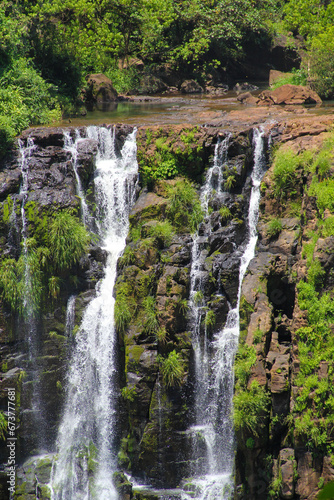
[257,84,322,105]
[237,92,258,105]
[138,75,168,94]
[234,82,259,93]
[85,73,118,103]
[180,79,204,94]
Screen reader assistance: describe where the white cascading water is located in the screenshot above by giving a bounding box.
[51,126,138,500]
[65,295,76,338]
[185,127,267,499]
[63,130,91,227]
[18,137,47,448]
[187,134,231,476]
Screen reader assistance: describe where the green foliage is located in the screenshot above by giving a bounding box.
[148,221,174,248]
[225,175,236,191]
[0,58,61,157]
[204,309,216,329]
[270,68,307,89]
[105,66,140,94]
[0,411,7,441]
[318,481,334,500]
[160,350,184,387]
[320,216,334,237]
[233,380,270,437]
[193,290,204,306]
[253,328,263,344]
[272,148,301,200]
[234,343,257,388]
[308,27,334,99]
[156,327,168,345]
[219,206,232,221]
[166,179,203,233]
[114,283,136,333]
[308,177,334,215]
[267,217,283,238]
[49,211,90,272]
[143,296,159,334]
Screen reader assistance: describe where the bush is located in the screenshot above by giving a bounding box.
[219,206,232,221]
[271,68,307,89]
[48,211,90,272]
[272,148,300,199]
[308,177,334,215]
[308,27,334,99]
[166,179,203,232]
[0,58,61,157]
[267,217,283,238]
[143,296,159,334]
[160,350,184,387]
[114,293,134,334]
[233,380,270,436]
[148,221,174,248]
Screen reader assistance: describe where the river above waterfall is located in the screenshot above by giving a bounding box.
[57,92,334,129]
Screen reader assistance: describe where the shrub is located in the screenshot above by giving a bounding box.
[321,216,334,237]
[308,27,334,99]
[0,412,6,440]
[308,177,334,215]
[219,206,232,221]
[270,68,307,89]
[204,309,216,329]
[166,179,203,232]
[148,221,174,248]
[160,350,184,387]
[233,380,270,436]
[143,296,159,334]
[48,211,90,272]
[114,294,133,333]
[272,148,300,199]
[267,217,283,238]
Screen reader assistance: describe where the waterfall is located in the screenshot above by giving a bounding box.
[65,295,76,338]
[185,127,267,499]
[187,135,231,477]
[18,137,47,449]
[51,126,138,500]
[63,129,90,227]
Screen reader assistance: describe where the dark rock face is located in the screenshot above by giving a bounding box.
[1,117,333,499]
[85,73,118,102]
[0,126,107,465]
[180,79,204,94]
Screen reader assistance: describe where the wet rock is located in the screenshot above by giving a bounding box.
[296,452,321,499]
[85,73,118,102]
[257,84,322,105]
[180,80,204,94]
[233,82,259,93]
[138,75,168,94]
[237,92,258,105]
[279,448,296,499]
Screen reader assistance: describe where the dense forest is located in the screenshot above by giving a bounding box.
[1,0,334,154]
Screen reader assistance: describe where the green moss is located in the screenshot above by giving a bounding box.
[239,296,254,341]
[125,345,145,373]
[2,195,13,224]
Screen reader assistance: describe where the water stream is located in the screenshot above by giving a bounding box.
[184,127,267,499]
[63,130,91,227]
[51,126,138,500]
[18,137,47,450]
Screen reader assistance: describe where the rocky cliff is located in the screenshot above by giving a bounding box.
[0,114,333,499]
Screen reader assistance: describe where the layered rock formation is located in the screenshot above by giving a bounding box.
[0,115,333,499]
